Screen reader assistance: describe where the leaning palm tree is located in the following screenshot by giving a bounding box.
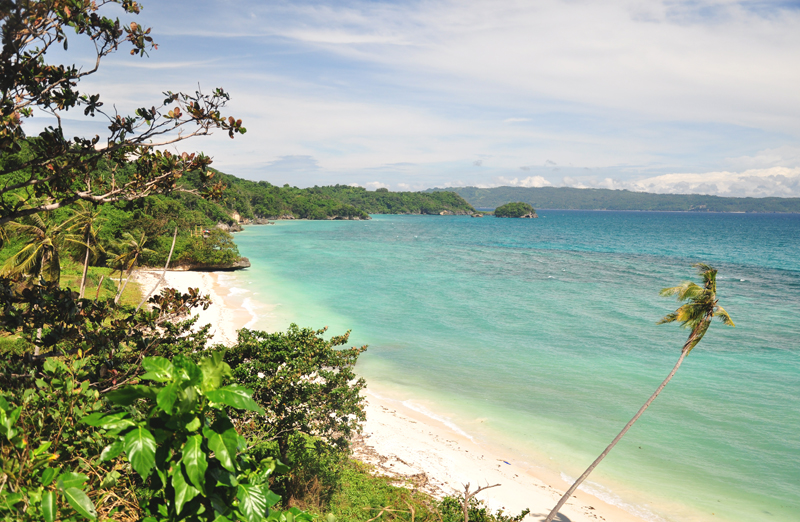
[107,231,154,304]
[1,213,66,285]
[545,263,735,522]
[64,202,105,298]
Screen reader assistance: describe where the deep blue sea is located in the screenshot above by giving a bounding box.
[230,211,800,522]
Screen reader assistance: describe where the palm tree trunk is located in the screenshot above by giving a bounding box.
[544,325,706,522]
[79,234,90,298]
[114,253,139,304]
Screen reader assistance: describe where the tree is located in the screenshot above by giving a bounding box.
[0,211,65,284]
[222,326,367,461]
[494,202,535,218]
[107,230,152,303]
[544,263,735,522]
[64,201,104,297]
[0,0,245,226]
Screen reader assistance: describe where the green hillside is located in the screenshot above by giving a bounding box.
[429,186,800,212]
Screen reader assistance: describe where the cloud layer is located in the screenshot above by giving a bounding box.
[23,1,800,196]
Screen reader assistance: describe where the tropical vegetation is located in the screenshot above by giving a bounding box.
[433,186,800,212]
[493,202,535,218]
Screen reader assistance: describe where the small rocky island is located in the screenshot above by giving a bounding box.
[494,202,538,218]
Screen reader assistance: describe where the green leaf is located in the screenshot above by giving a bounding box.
[100,470,121,489]
[237,484,269,522]
[199,352,232,392]
[57,472,89,490]
[42,490,56,522]
[124,426,157,478]
[41,466,60,487]
[100,440,124,462]
[186,416,201,431]
[156,381,180,414]
[141,356,174,382]
[83,411,136,430]
[172,465,199,516]
[203,423,238,472]
[63,487,97,520]
[182,434,208,492]
[264,488,281,508]
[105,385,158,406]
[206,385,265,414]
[173,355,203,386]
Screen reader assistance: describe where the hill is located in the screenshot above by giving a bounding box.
[428,186,800,213]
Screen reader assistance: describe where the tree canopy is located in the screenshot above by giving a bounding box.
[0,0,245,225]
[494,201,535,218]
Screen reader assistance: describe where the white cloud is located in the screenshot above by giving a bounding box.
[629,167,800,197]
[364,181,390,190]
[495,176,553,188]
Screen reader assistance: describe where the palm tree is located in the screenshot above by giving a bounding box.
[64,202,105,298]
[1,213,66,285]
[107,231,154,303]
[544,263,735,522]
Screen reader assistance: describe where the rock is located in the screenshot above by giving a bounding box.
[471,213,484,218]
[172,257,251,271]
[520,212,539,218]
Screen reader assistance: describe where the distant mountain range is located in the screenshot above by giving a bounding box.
[427,186,800,213]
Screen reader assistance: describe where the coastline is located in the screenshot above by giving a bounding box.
[138,267,652,522]
[355,389,648,522]
[131,269,254,346]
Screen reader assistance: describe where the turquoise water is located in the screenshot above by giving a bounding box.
[231,212,800,522]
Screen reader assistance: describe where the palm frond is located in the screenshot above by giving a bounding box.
[714,305,735,327]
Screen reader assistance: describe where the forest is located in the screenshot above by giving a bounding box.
[432,186,800,212]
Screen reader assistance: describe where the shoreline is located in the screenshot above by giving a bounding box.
[137,267,656,522]
[354,389,649,522]
[131,269,254,347]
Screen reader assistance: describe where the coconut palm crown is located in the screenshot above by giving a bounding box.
[658,263,735,353]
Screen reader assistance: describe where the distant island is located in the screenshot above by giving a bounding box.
[494,202,538,218]
[428,186,800,213]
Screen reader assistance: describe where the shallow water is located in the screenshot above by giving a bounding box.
[231,211,800,522]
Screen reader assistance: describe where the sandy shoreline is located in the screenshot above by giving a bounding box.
[131,269,253,346]
[134,268,648,522]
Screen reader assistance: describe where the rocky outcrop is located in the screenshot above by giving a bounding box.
[470,213,484,218]
[520,212,539,218]
[216,221,243,232]
[171,257,251,271]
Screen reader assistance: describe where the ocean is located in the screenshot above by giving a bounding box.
[227,211,800,522]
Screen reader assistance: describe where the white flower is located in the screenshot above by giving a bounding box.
[257,372,265,379]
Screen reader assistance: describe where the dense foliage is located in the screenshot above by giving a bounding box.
[493,202,535,218]
[433,186,800,212]
[205,174,475,220]
[0,1,244,226]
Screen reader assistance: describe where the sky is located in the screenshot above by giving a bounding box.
[31,0,800,197]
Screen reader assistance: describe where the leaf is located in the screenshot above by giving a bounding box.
[141,356,174,382]
[124,426,157,478]
[57,472,89,490]
[203,423,238,472]
[237,484,269,522]
[172,465,199,516]
[182,434,208,492]
[264,488,281,508]
[63,487,97,520]
[100,470,121,489]
[105,385,158,405]
[156,381,180,414]
[82,411,136,430]
[186,416,201,431]
[206,385,264,414]
[41,466,60,486]
[199,352,232,392]
[42,490,56,522]
[100,440,124,462]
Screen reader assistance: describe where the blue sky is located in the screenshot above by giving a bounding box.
[34,0,800,196]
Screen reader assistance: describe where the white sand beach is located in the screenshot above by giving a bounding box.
[134,269,647,522]
[131,269,253,347]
